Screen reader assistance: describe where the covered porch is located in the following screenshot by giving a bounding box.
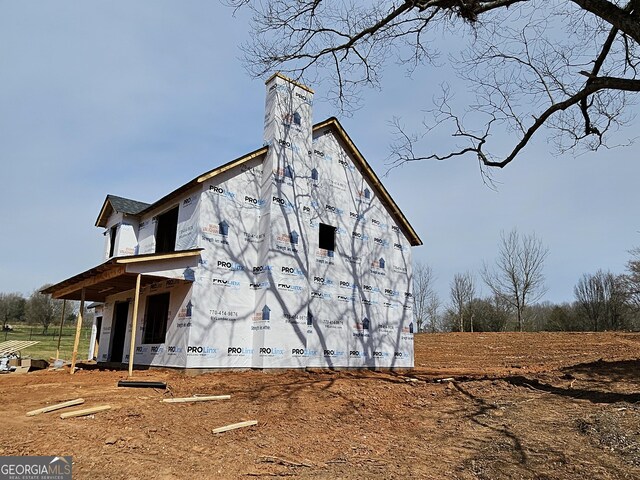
[42,249,202,375]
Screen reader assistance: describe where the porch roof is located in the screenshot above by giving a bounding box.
[41,249,202,302]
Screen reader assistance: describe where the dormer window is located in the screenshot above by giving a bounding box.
[155,206,179,253]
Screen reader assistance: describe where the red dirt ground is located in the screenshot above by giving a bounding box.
[1,332,639,479]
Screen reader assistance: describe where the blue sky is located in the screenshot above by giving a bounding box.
[1,1,638,306]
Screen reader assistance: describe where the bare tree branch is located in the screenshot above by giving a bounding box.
[234,0,640,170]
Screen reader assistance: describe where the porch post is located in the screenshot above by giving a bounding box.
[70,289,85,374]
[55,299,67,361]
[128,274,142,377]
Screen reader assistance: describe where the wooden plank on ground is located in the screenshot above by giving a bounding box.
[163,395,230,403]
[60,405,111,419]
[27,398,84,417]
[212,420,257,434]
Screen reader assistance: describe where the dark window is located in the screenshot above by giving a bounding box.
[155,206,179,253]
[143,292,170,344]
[109,225,117,257]
[319,223,336,251]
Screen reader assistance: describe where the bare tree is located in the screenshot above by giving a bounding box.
[574,270,608,331]
[575,270,629,330]
[624,247,640,310]
[481,229,548,331]
[232,0,640,170]
[449,272,475,332]
[413,262,440,332]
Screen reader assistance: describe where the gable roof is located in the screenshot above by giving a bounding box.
[314,118,422,246]
[94,118,422,246]
[95,195,151,228]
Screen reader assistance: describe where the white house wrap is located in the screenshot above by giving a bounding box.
[43,74,422,369]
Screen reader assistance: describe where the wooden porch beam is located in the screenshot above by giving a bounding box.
[70,289,85,375]
[128,273,142,377]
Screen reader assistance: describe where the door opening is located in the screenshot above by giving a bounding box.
[110,302,129,363]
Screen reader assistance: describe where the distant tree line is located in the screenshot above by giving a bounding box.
[5,235,640,334]
[0,286,85,335]
[414,229,640,333]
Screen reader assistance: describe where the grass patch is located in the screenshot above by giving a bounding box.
[1,324,93,361]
